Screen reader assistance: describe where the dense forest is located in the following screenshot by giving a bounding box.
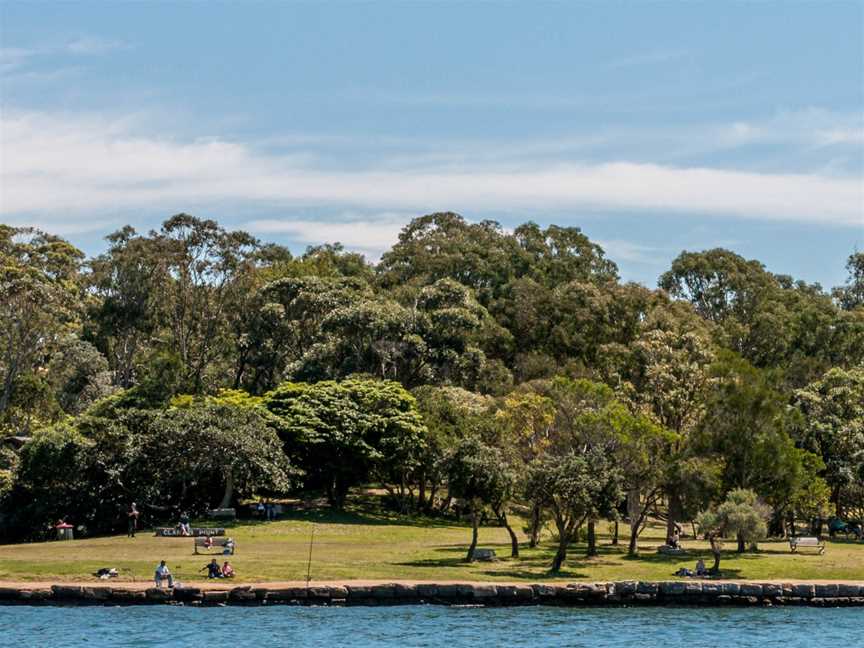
[1,213,862,571]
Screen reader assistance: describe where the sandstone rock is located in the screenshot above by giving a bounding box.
[0,588,20,601]
[203,591,229,603]
[792,584,814,599]
[659,581,686,596]
[82,587,113,602]
[721,583,740,596]
[636,582,658,595]
[838,584,859,597]
[416,584,438,599]
[739,584,762,598]
[762,584,782,599]
[371,584,396,599]
[815,584,839,598]
[51,585,84,600]
[531,584,557,600]
[614,581,636,596]
[471,585,498,599]
[145,588,173,602]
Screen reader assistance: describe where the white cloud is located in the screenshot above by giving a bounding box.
[1,109,862,230]
[245,216,408,258]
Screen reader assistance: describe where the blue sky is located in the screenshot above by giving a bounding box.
[1,1,862,288]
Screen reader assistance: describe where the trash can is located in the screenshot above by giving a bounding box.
[55,522,74,540]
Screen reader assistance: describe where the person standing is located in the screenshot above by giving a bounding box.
[127,502,140,538]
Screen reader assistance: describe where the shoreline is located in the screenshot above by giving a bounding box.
[1,579,862,607]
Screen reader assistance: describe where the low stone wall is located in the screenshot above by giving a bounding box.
[0,582,862,607]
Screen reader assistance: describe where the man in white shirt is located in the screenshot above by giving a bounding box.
[154,560,174,588]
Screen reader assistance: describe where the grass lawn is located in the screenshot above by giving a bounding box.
[1,497,862,584]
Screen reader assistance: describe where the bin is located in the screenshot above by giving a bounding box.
[55,522,74,540]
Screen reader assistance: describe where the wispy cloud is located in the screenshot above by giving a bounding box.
[65,37,128,55]
[606,49,689,69]
[246,215,409,258]
[2,109,861,231]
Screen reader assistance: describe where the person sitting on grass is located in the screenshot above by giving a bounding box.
[223,537,235,555]
[221,561,235,578]
[695,558,709,577]
[200,558,223,579]
[154,560,174,588]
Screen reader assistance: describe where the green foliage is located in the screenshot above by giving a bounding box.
[265,378,426,508]
[794,366,864,516]
[698,488,771,556]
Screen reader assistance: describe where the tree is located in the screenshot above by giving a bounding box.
[0,226,83,420]
[695,353,818,519]
[446,436,519,561]
[413,385,493,512]
[794,367,864,517]
[265,379,426,509]
[833,252,864,311]
[527,448,623,572]
[697,489,771,573]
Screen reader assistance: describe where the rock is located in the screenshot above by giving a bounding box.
[838,584,859,597]
[473,549,497,562]
[328,586,349,600]
[531,584,557,600]
[308,586,332,601]
[701,583,722,598]
[51,585,84,600]
[659,581,686,597]
[762,584,782,599]
[0,588,20,601]
[436,584,474,601]
[721,583,740,596]
[394,584,418,600]
[228,586,256,602]
[370,584,396,599]
[173,587,202,603]
[614,581,637,597]
[203,591,229,603]
[815,584,839,598]
[792,584,814,599]
[739,584,763,598]
[636,581,658,595]
[416,584,438,599]
[82,587,113,602]
[145,587,173,602]
[471,585,498,600]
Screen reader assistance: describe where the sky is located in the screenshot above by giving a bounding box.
[1,1,862,288]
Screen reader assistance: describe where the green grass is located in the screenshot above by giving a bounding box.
[1,497,862,584]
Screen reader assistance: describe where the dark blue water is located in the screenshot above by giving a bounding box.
[3,605,861,647]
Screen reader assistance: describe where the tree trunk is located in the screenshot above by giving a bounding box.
[627,489,642,556]
[666,490,682,539]
[551,533,568,573]
[417,469,427,511]
[736,532,745,553]
[466,508,479,562]
[495,506,519,558]
[586,518,597,556]
[611,519,618,546]
[218,472,234,510]
[529,502,542,548]
[709,534,721,573]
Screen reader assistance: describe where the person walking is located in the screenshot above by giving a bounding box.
[127,502,140,538]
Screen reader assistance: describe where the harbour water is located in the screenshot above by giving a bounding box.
[3,605,862,647]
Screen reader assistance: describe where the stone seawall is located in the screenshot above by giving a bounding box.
[1,582,863,607]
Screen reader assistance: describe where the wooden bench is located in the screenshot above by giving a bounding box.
[789,536,825,555]
[194,537,235,555]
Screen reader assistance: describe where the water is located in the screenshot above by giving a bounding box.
[2,605,861,647]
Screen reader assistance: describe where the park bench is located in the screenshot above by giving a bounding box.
[194,537,235,555]
[789,536,825,555]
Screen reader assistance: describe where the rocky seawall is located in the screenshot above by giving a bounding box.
[1,581,863,607]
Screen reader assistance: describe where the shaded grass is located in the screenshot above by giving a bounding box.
[0,498,862,583]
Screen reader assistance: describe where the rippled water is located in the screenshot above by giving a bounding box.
[3,605,862,647]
